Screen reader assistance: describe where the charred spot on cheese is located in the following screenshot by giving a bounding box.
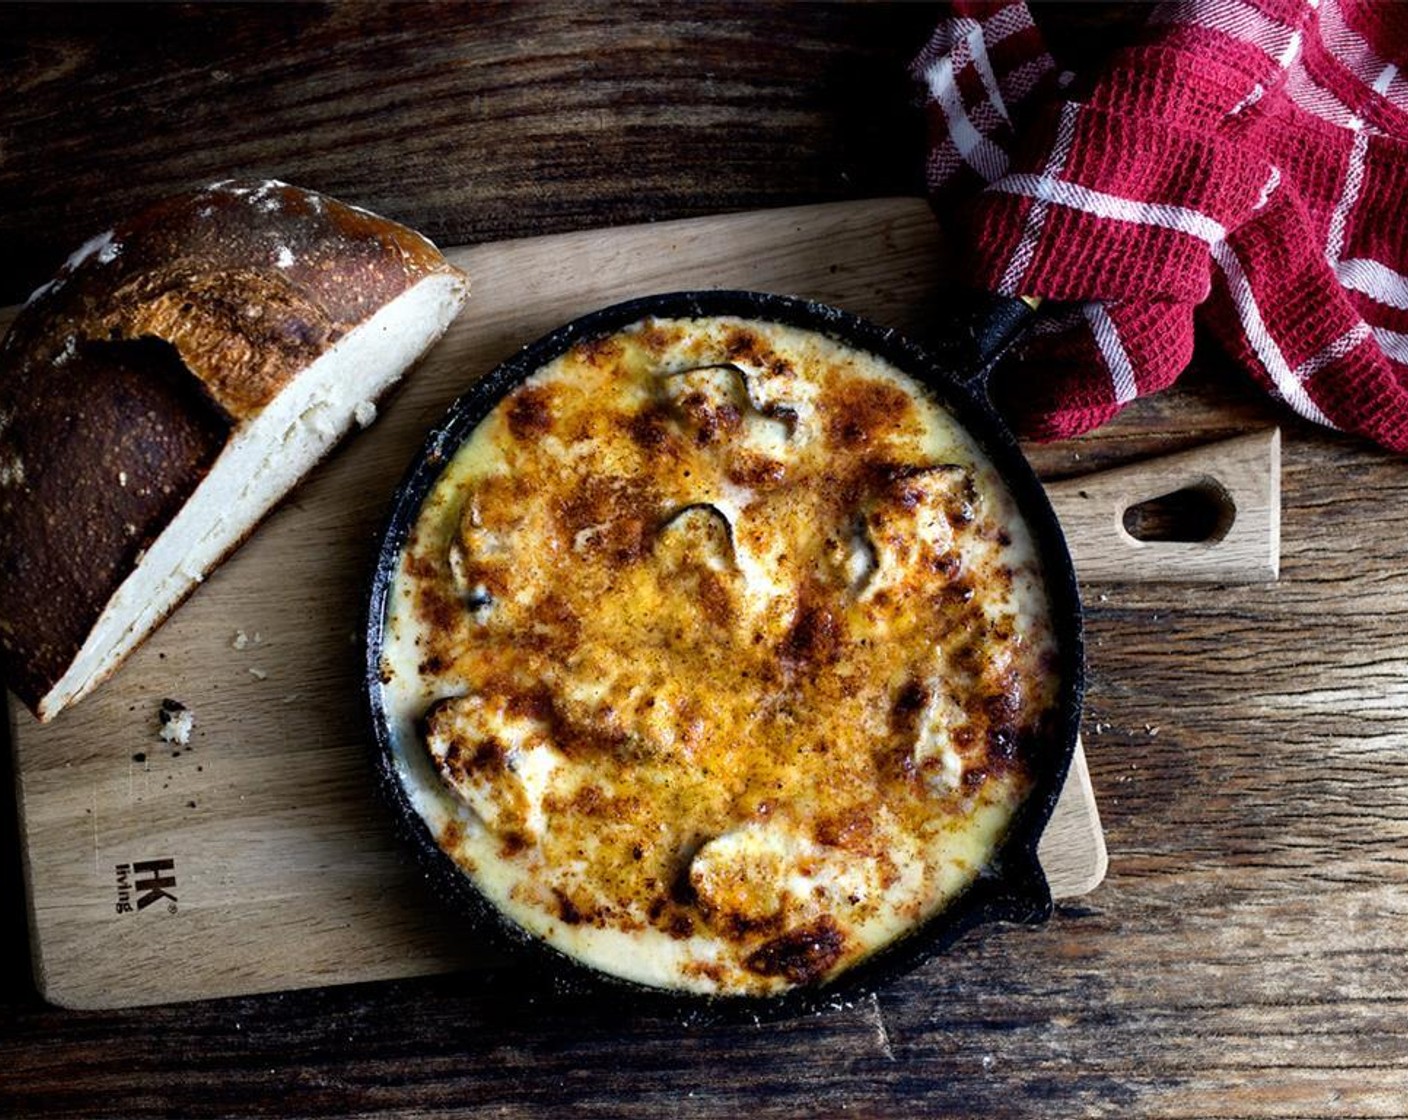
[626,404,674,451]
[744,917,849,985]
[814,805,876,854]
[382,315,1060,997]
[780,596,842,670]
[506,385,555,439]
[662,366,747,446]
[824,377,917,450]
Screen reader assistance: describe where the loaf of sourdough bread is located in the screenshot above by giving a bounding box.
[0,179,469,720]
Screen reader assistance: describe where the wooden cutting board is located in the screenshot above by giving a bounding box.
[6,198,1121,1010]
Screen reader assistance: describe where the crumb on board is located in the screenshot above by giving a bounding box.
[354,400,378,428]
[249,667,268,681]
[232,630,264,650]
[157,699,194,745]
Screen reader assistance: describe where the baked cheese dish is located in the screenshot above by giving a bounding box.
[380,313,1060,995]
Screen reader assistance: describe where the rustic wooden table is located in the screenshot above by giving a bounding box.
[3,4,1406,1117]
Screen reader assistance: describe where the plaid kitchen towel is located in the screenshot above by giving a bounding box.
[913,0,1408,448]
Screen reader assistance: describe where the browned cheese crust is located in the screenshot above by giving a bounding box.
[391,316,1060,993]
[0,179,463,713]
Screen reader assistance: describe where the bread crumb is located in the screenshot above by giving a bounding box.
[354,400,378,428]
[158,699,194,745]
[249,667,268,681]
[119,471,128,487]
[0,452,25,488]
[232,630,249,651]
[275,246,295,268]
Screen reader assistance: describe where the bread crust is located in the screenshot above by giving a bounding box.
[0,179,466,716]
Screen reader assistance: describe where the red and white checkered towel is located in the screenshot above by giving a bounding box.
[913,0,1408,449]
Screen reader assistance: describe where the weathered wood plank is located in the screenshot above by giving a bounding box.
[5,2,1408,1117]
[0,2,938,306]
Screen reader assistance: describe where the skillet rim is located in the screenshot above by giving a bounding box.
[363,289,1086,1023]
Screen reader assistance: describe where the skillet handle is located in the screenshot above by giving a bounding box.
[942,296,1281,586]
[938,292,1040,398]
[974,848,1055,927]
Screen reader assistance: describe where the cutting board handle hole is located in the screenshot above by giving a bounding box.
[1121,480,1235,544]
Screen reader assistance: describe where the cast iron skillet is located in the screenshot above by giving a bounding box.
[363,289,1082,1022]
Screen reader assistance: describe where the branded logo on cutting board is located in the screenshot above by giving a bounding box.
[114,858,178,914]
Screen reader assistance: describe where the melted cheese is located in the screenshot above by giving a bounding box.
[380,315,1060,996]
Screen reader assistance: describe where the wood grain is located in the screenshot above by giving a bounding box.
[5,3,1408,1118]
[0,1,938,307]
[8,199,1107,1010]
